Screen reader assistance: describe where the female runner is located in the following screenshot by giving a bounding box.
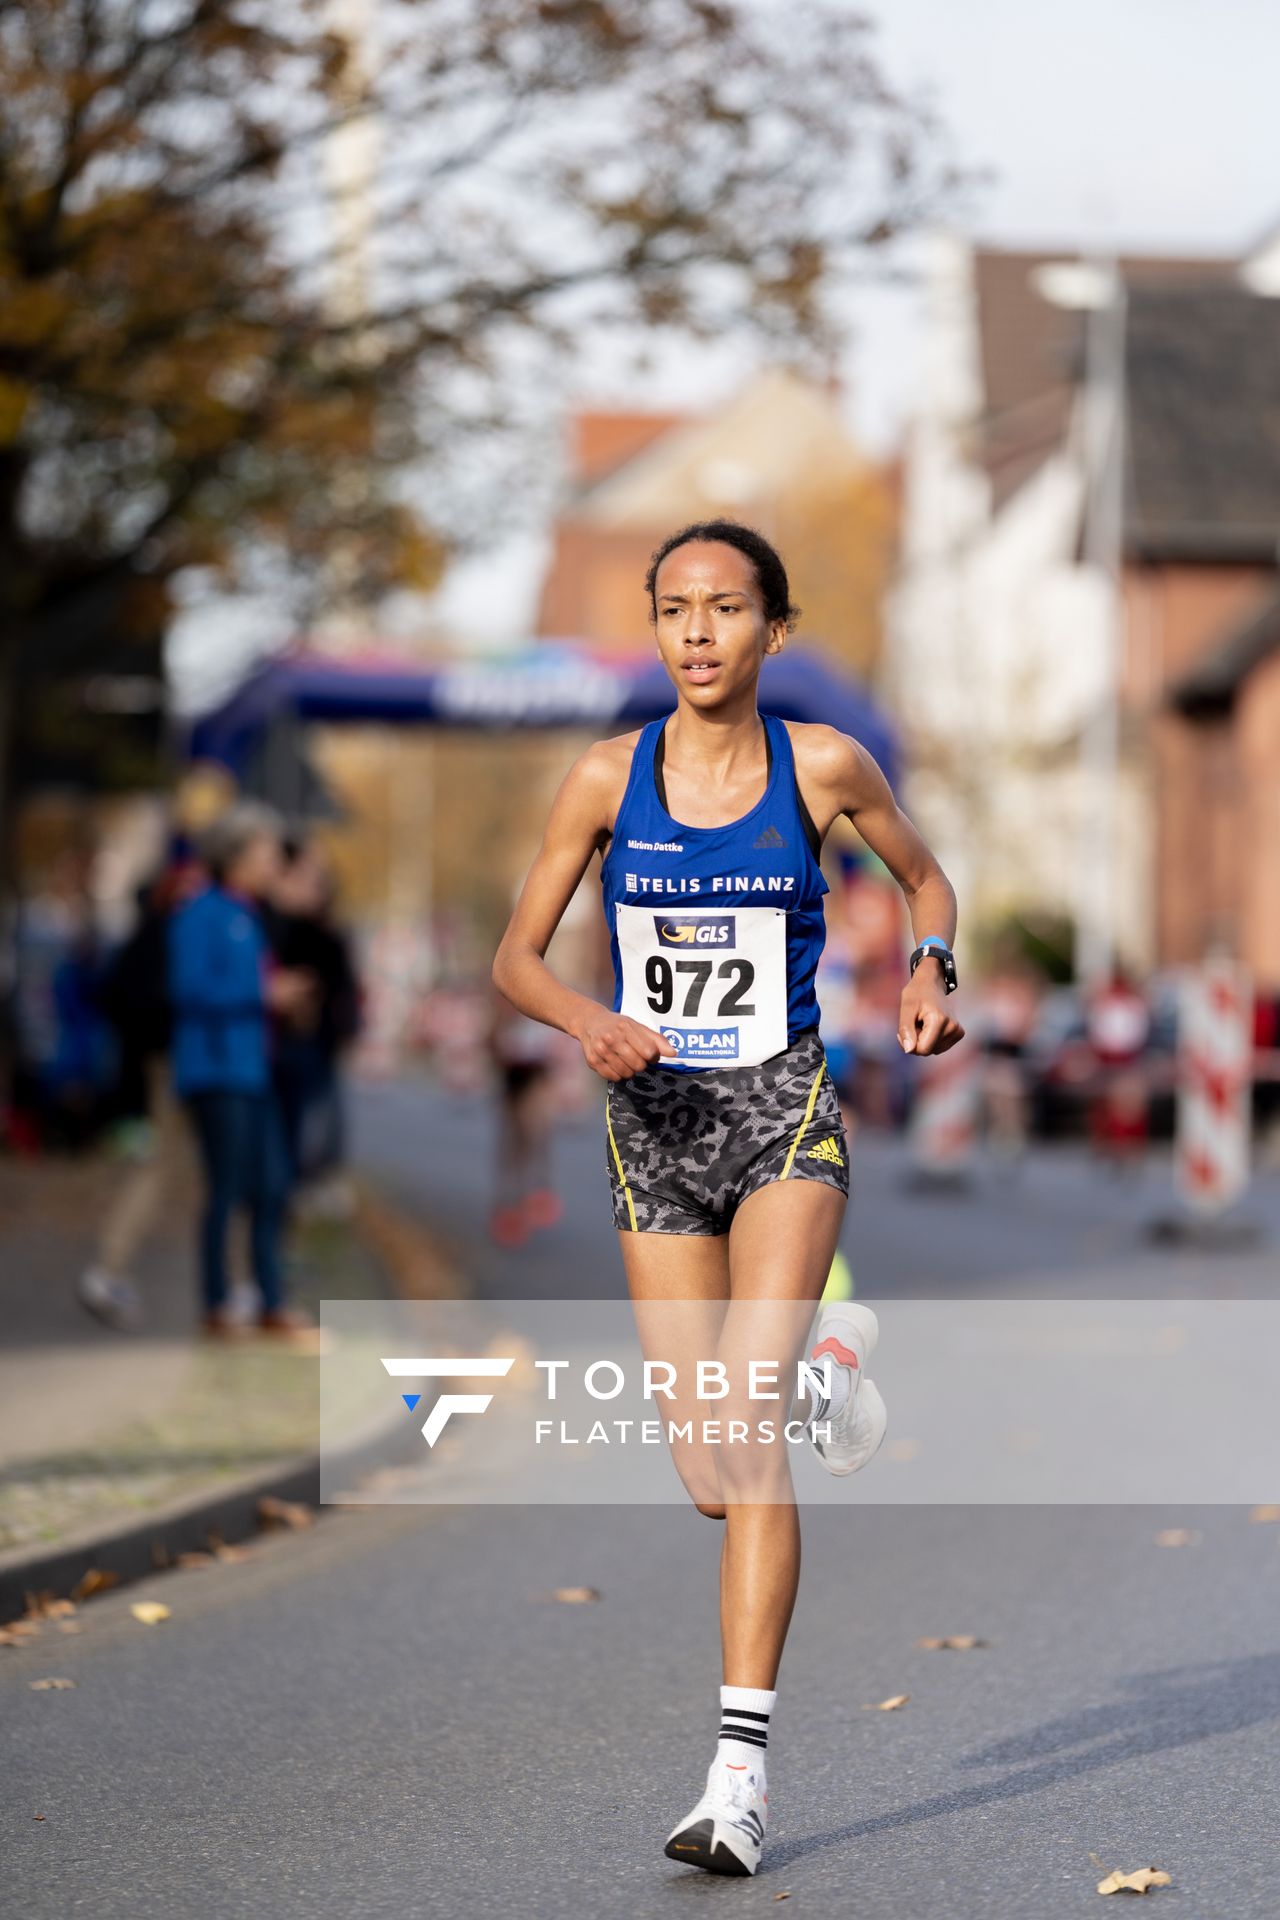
[492,520,964,1876]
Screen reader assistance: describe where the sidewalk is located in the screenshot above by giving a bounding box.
[0,1148,458,1612]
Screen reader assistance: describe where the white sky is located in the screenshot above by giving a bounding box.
[849,0,1277,441]
[172,0,1280,699]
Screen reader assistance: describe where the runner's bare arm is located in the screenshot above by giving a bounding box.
[792,725,965,1058]
[492,741,678,1081]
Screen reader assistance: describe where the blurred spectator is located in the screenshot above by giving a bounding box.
[846,988,914,1131]
[169,804,316,1336]
[76,855,207,1330]
[488,992,560,1248]
[8,851,115,1150]
[265,838,362,1213]
[815,933,859,1139]
[1085,966,1152,1172]
[1255,991,1280,1165]
[979,954,1042,1163]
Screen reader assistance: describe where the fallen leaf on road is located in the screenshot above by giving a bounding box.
[917,1636,988,1650]
[774,1894,792,1902]
[256,1495,314,1530]
[4,1619,41,1638]
[34,1814,45,1820]
[1153,1530,1199,1548]
[176,1552,216,1570]
[56,1622,83,1635]
[29,1677,76,1690]
[70,1568,118,1602]
[129,1602,171,1625]
[862,1694,910,1711]
[550,1588,602,1604]
[205,1529,252,1562]
[1096,1865,1172,1895]
[1248,1505,1280,1523]
[24,1590,75,1620]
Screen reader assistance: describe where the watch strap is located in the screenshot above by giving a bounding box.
[909,941,958,994]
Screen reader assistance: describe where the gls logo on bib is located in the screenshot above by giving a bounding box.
[655,915,735,949]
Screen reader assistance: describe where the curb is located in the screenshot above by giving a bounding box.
[0,1382,425,1624]
[0,1174,460,1623]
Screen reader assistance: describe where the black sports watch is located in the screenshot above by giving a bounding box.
[909,940,958,995]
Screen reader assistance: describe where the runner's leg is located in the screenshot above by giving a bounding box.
[617,1228,731,1516]
[654,1181,844,1876]
[720,1179,845,1686]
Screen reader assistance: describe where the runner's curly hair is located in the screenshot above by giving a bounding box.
[644,520,801,632]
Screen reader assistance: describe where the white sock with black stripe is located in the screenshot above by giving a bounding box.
[716,1684,776,1775]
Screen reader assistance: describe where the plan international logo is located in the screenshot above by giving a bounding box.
[666,1027,739,1060]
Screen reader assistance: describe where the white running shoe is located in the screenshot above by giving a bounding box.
[805,1301,887,1476]
[664,1756,767,1876]
[77,1267,144,1332]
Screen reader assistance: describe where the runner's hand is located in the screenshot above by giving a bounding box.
[898,976,965,1057]
[578,1010,678,1081]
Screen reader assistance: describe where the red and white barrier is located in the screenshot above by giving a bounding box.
[1175,959,1252,1214]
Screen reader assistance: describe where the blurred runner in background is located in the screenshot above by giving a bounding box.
[488,991,561,1248]
[77,857,203,1330]
[1086,966,1152,1174]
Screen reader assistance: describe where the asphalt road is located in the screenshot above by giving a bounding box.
[5,1498,1278,1917]
[5,1079,1279,1918]
[355,1074,1280,1301]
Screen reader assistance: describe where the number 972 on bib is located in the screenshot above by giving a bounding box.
[614,903,788,1070]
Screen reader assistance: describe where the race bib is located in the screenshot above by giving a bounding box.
[615,903,788,1070]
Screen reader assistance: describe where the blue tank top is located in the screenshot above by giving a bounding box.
[600,713,828,1066]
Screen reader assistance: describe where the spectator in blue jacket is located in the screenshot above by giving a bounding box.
[169,803,316,1336]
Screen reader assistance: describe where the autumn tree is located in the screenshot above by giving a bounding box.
[0,0,963,867]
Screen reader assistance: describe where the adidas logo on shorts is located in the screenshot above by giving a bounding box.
[807,1135,844,1165]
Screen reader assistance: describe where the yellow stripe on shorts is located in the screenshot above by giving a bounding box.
[779,1062,828,1180]
[605,1088,638,1231]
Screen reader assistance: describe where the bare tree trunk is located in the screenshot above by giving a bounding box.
[0,630,20,1105]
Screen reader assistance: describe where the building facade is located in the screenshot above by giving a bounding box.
[890,231,1280,988]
